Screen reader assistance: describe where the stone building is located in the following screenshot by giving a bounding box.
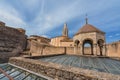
[50,18,106,56]
[0,17,120,60]
[27,35,51,50]
[27,16,120,58]
[28,35,50,44]
[50,23,74,47]
[73,18,106,56]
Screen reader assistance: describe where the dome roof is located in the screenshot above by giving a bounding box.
[75,24,105,35]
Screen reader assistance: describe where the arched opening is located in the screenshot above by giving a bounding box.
[74,40,80,54]
[74,40,80,47]
[82,39,93,55]
[97,39,104,56]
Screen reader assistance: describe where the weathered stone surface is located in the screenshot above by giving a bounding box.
[9,57,120,80]
[0,25,27,59]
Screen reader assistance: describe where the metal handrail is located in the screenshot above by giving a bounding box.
[0,68,14,80]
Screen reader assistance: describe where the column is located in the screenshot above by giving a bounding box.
[79,44,83,55]
[93,44,97,56]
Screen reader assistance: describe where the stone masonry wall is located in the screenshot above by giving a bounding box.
[0,26,27,59]
[9,57,120,80]
[30,38,120,58]
[43,47,65,55]
[30,41,66,56]
[106,41,120,57]
[66,47,74,54]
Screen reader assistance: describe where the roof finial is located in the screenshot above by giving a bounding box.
[85,14,88,24]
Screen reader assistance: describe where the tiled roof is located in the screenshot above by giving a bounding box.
[75,24,105,35]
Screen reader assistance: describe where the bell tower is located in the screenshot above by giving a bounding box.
[62,23,68,37]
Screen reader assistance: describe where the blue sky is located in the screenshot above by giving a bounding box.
[0,0,120,43]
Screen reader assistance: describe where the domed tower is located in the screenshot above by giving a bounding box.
[73,17,106,56]
[62,23,68,37]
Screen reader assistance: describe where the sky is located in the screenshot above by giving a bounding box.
[0,0,120,43]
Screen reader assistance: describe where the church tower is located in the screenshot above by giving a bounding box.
[62,23,68,37]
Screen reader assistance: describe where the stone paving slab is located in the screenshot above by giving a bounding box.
[39,55,120,75]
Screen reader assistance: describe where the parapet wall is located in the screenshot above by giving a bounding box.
[66,47,74,54]
[0,25,27,59]
[29,38,120,58]
[43,47,65,54]
[106,41,120,57]
[9,57,120,80]
[30,41,75,56]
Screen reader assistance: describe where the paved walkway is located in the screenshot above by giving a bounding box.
[39,55,120,75]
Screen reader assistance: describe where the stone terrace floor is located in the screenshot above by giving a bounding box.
[39,55,120,75]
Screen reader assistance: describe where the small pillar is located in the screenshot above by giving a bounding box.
[80,44,83,55]
[93,44,97,56]
[102,44,106,56]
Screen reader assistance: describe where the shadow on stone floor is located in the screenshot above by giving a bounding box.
[0,58,9,63]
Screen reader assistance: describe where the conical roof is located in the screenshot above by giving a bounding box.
[75,24,105,35]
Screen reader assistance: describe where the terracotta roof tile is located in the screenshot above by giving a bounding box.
[75,24,105,35]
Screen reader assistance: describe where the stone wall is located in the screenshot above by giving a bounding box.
[29,36,120,58]
[9,57,120,80]
[106,41,120,57]
[43,47,65,55]
[66,47,74,54]
[30,41,66,56]
[60,41,74,47]
[50,36,67,46]
[84,47,92,55]
[30,41,75,56]
[0,25,27,59]
[73,32,97,44]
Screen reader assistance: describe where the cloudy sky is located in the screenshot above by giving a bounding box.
[0,0,120,43]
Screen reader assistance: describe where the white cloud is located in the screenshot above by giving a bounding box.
[41,35,50,38]
[32,0,82,35]
[0,2,27,28]
[108,36,113,38]
[0,0,120,40]
[115,33,120,36]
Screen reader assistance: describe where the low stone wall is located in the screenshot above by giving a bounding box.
[106,41,120,57]
[9,57,120,80]
[30,41,73,56]
[43,47,65,55]
[66,47,74,54]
